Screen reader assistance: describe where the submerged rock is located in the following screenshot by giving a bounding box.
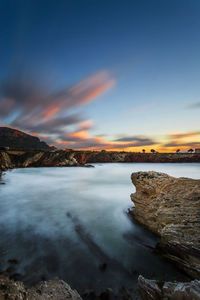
[131,171,200,279]
[0,276,82,299]
[138,275,200,300]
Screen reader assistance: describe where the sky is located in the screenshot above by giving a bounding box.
[0,0,200,152]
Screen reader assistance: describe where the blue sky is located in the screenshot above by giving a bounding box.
[0,0,200,151]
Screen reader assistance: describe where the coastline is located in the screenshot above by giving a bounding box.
[1,149,200,173]
[0,160,200,299]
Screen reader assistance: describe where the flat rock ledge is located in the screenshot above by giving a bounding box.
[0,276,82,300]
[138,275,200,300]
[131,171,200,279]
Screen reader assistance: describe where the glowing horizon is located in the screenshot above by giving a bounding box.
[0,1,200,152]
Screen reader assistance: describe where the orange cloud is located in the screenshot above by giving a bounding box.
[167,131,200,139]
[80,80,115,103]
[2,70,115,139]
[70,71,115,105]
[42,106,60,120]
[69,130,90,139]
[78,120,93,130]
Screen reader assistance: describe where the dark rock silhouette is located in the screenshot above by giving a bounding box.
[0,127,52,150]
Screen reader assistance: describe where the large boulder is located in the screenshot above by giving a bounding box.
[0,276,82,300]
[131,171,200,278]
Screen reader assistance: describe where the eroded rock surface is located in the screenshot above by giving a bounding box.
[138,275,200,300]
[0,150,79,169]
[0,276,82,300]
[131,171,200,278]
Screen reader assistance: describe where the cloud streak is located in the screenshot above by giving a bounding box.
[167,131,200,139]
[186,101,200,109]
[56,132,156,150]
[114,135,154,143]
[0,70,115,147]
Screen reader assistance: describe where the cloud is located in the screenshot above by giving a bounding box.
[69,130,90,139]
[0,99,15,116]
[114,135,154,143]
[163,141,200,148]
[167,131,200,139]
[187,101,200,109]
[0,70,115,146]
[11,114,83,134]
[55,133,156,150]
[78,120,94,130]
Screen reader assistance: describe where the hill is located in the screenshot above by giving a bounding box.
[0,127,52,150]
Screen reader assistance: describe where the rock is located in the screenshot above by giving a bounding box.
[138,275,200,300]
[0,151,13,169]
[99,290,110,300]
[8,259,19,265]
[28,278,82,299]
[99,263,107,272]
[85,164,95,168]
[23,152,44,167]
[0,276,82,299]
[130,171,200,278]
[82,289,96,299]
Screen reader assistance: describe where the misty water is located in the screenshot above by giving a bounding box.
[0,163,199,295]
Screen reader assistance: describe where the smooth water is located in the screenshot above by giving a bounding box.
[0,163,199,294]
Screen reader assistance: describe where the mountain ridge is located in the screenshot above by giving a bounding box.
[0,127,52,150]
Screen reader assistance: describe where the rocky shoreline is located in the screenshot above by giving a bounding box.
[0,276,82,300]
[1,163,200,299]
[0,149,200,173]
[131,171,200,299]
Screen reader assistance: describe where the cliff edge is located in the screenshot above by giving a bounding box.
[131,171,200,278]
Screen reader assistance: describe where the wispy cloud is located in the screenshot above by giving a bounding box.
[186,101,200,109]
[167,131,200,139]
[163,141,200,148]
[114,135,155,143]
[161,130,200,150]
[0,70,115,146]
[55,132,157,150]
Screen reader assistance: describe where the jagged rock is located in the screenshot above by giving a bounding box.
[23,152,44,167]
[138,275,200,300]
[0,151,13,170]
[131,171,200,278]
[0,276,82,299]
[0,150,79,169]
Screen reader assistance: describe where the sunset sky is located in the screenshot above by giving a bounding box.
[0,0,200,152]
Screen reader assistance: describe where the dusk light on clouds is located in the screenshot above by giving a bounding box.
[0,0,200,152]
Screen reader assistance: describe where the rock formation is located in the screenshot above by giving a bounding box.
[138,275,200,300]
[0,151,13,170]
[0,150,79,170]
[75,150,200,164]
[0,276,82,300]
[131,171,200,278]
